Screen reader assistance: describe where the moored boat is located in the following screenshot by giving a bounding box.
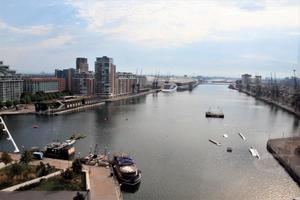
[43,139,76,160]
[161,81,177,92]
[112,153,141,189]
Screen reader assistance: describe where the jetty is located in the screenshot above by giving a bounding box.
[267,137,300,185]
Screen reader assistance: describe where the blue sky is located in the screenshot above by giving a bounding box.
[0,0,299,77]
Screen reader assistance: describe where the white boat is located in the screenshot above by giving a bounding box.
[238,132,246,140]
[209,139,221,146]
[161,81,177,92]
[223,134,228,138]
[249,146,260,159]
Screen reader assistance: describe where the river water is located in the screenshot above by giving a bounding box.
[1,85,300,199]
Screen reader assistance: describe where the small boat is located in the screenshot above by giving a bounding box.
[223,134,228,138]
[33,125,39,128]
[209,139,221,146]
[249,146,260,159]
[43,139,76,160]
[227,147,232,152]
[238,132,246,141]
[112,153,141,188]
[161,81,177,92]
[205,107,224,118]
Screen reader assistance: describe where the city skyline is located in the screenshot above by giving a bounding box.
[0,0,299,77]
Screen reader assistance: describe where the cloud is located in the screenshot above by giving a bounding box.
[0,19,53,36]
[67,0,300,47]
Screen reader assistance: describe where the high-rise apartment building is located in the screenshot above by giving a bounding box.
[76,57,89,72]
[55,68,75,92]
[95,56,116,98]
[73,71,95,95]
[0,61,23,102]
[23,77,65,94]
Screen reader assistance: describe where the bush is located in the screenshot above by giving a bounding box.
[73,192,85,200]
[71,159,82,174]
[9,163,23,179]
[5,100,12,108]
[62,168,74,180]
[1,152,12,164]
[20,150,32,165]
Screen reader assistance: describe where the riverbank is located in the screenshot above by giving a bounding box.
[0,104,36,115]
[52,102,105,115]
[105,89,158,103]
[233,88,300,118]
[267,137,300,185]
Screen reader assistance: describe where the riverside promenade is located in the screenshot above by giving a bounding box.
[0,153,122,200]
[267,137,300,185]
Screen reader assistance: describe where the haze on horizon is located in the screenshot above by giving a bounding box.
[0,0,299,78]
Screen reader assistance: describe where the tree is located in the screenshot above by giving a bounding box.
[5,100,12,108]
[0,101,3,108]
[13,100,20,106]
[1,152,12,164]
[25,95,31,104]
[20,150,32,165]
[72,159,82,174]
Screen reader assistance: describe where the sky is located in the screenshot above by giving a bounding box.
[0,0,299,77]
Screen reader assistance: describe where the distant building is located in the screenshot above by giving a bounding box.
[55,68,75,92]
[23,77,65,94]
[76,57,89,72]
[95,56,116,98]
[0,61,23,102]
[241,74,252,88]
[73,71,95,95]
[254,75,262,86]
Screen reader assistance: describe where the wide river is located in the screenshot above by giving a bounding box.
[1,85,300,199]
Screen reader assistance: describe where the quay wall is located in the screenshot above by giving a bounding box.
[267,138,300,185]
[232,88,300,117]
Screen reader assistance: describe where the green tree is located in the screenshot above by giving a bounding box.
[13,100,19,106]
[71,159,82,174]
[20,150,32,165]
[25,95,31,104]
[5,100,12,108]
[0,101,3,108]
[1,152,12,164]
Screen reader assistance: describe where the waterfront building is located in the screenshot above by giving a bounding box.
[73,71,95,95]
[0,61,23,102]
[241,74,252,89]
[23,77,65,94]
[55,68,75,92]
[76,57,89,72]
[95,56,117,98]
[116,72,137,95]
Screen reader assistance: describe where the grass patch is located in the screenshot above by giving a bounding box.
[30,172,86,191]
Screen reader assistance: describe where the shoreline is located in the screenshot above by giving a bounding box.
[105,89,158,103]
[232,88,300,118]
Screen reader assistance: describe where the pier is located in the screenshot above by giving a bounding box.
[267,137,300,185]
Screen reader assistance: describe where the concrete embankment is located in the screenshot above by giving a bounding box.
[105,90,158,103]
[53,102,105,115]
[267,137,300,185]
